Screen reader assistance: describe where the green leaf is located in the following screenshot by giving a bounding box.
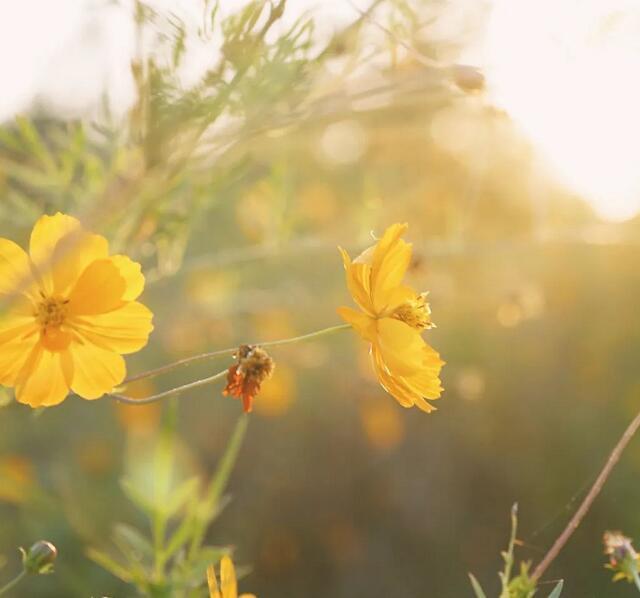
[468,573,488,598]
[164,476,200,519]
[86,548,133,584]
[547,580,564,598]
[120,478,156,518]
[113,523,154,558]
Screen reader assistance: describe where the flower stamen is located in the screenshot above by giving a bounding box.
[392,292,433,330]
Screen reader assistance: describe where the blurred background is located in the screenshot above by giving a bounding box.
[1,0,640,596]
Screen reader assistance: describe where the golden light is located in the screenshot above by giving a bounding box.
[483,0,640,221]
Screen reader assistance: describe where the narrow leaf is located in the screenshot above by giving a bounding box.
[468,573,488,598]
[547,580,564,598]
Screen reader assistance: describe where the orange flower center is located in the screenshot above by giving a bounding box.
[392,292,432,330]
[35,295,69,331]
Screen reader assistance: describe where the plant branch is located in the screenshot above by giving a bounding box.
[0,570,26,597]
[124,323,350,384]
[110,370,228,405]
[532,408,640,581]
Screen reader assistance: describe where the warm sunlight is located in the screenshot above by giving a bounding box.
[483,0,640,221]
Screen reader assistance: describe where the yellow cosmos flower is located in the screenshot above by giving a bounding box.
[207,556,256,598]
[0,213,153,408]
[337,223,444,412]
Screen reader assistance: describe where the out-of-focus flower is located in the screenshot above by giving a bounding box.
[338,223,444,412]
[0,455,35,504]
[604,531,640,583]
[360,398,404,451]
[207,555,256,598]
[254,365,296,418]
[21,540,57,574]
[0,213,153,407]
[223,345,275,413]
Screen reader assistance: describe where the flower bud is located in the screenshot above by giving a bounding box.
[604,531,639,582]
[21,540,57,574]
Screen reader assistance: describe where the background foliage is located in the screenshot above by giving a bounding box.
[1,0,640,596]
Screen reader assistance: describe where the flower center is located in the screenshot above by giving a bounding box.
[392,292,432,330]
[35,295,69,331]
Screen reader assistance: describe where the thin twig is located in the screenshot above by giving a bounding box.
[532,408,640,581]
[110,370,228,405]
[123,323,350,384]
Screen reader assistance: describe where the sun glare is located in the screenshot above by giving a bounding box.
[482,0,640,221]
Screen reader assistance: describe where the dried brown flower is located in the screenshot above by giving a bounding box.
[223,345,275,413]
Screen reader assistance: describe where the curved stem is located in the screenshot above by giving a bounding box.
[532,408,640,582]
[124,323,350,384]
[0,570,26,596]
[110,371,228,405]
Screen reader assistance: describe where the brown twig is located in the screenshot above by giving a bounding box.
[532,408,640,581]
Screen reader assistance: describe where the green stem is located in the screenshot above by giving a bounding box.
[109,370,228,405]
[0,570,27,596]
[123,323,350,384]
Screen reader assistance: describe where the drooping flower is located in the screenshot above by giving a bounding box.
[223,345,274,413]
[0,213,153,407]
[337,223,444,412]
[207,555,256,598]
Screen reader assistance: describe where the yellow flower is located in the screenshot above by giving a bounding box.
[207,556,256,598]
[0,213,153,407]
[337,223,444,412]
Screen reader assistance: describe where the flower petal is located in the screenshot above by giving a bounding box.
[376,317,428,375]
[371,347,419,408]
[30,213,108,295]
[207,564,222,598]
[15,345,73,407]
[110,255,145,301]
[0,327,39,386]
[68,259,126,316]
[69,339,126,399]
[0,238,37,299]
[369,223,412,312]
[337,306,376,343]
[71,301,154,354]
[220,556,238,598]
[339,248,374,315]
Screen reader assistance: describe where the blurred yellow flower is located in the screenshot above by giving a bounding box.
[0,213,153,407]
[208,555,256,598]
[338,223,444,412]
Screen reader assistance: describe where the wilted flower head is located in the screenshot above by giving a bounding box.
[604,531,640,583]
[337,223,444,412]
[223,345,274,413]
[21,540,57,574]
[207,555,256,598]
[0,213,153,407]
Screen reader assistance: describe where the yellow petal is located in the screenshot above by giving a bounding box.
[0,326,38,386]
[110,255,145,301]
[71,301,153,355]
[220,556,238,598]
[15,345,73,407]
[69,340,126,399]
[207,564,222,598]
[376,317,428,375]
[0,238,37,299]
[336,306,376,343]
[339,248,374,315]
[29,213,107,295]
[371,347,418,407]
[68,259,126,316]
[370,223,412,312]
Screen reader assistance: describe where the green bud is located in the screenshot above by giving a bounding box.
[21,540,57,574]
